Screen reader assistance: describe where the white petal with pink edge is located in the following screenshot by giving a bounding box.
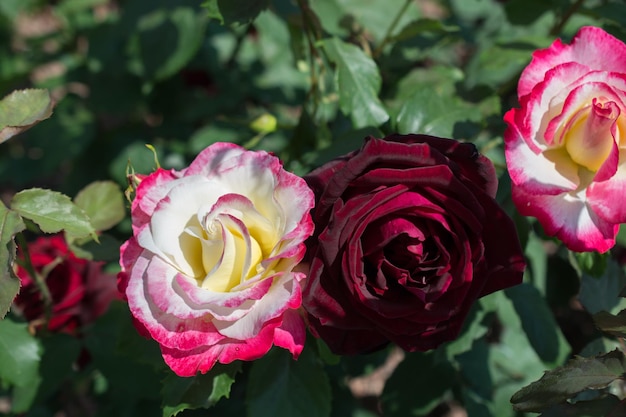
[519,27,626,98]
[120,142,315,376]
[512,187,617,253]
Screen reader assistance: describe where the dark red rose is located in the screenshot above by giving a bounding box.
[303,134,525,354]
[13,235,120,334]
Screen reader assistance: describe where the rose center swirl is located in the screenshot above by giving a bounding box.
[557,97,621,172]
[182,193,278,293]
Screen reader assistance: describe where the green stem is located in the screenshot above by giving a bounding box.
[550,0,586,37]
[373,0,412,57]
[15,233,53,328]
[226,24,250,69]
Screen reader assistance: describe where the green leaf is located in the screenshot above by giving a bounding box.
[465,39,551,90]
[247,347,331,417]
[323,38,389,128]
[11,188,96,239]
[505,284,570,366]
[0,201,25,318]
[12,332,82,412]
[572,251,609,278]
[74,181,126,232]
[162,363,241,417]
[389,18,459,43]
[84,302,164,402]
[0,89,54,143]
[511,349,626,412]
[133,8,207,82]
[202,0,269,25]
[68,233,123,262]
[395,86,482,138]
[504,0,558,25]
[538,396,626,417]
[442,302,488,359]
[593,310,626,338]
[579,260,626,315]
[381,351,456,416]
[0,319,42,387]
[309,0,421,43]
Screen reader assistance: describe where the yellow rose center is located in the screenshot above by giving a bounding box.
[563,98,620,172]
[193,200,279,293]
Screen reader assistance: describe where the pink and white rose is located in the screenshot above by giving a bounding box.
[504,26,626,252]
[118,143,315,376]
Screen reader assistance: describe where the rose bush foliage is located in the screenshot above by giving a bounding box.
[504,26,626,253]
[119,142,314,376]
[13,235,119,334]
[302,134,526,354]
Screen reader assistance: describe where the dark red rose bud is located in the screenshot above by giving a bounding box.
[13,235,120,334]
[303,134,525,354]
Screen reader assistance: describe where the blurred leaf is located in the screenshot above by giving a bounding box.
[0,89,54,143]
[524,230,548,295]
[162,362,241,417]
[587,2,626,28]
[511,349,626,412]
[84,302,164,402]
[74,181,125,232]
[0,97,95,187]
[381,351,456,416]
[504,0,559,25]
[0,319,42,387]
[203,0,269,25]
[310,0,421,43]
[247,347,331,417]
[396,86,481,138]
[11,189,96,239]
[69,233,123,262]
[310,126,381,167]
[579,260,626,315]
[593,310,626,338]
[465,40,549,90]
[12,333,81,413]
[456,291,548,417]
[323,37,389,128]
[538,396,626,417]
[443,302,488,359]
[573,251,609,278]
[0,201,25,318]
[505,283,570,366]
[0,0,39,19]
[389,18,459,43]
[134,8,207,82]
[316,338,340,366]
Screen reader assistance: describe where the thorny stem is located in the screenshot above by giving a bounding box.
[550,0,586,37]
[373,0,413,58]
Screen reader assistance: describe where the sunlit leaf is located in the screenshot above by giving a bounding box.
[11,188,96,239]
[323,37,389,128]
[74,181,125,232]
[0,89,54,143]
[0,319,41,387]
